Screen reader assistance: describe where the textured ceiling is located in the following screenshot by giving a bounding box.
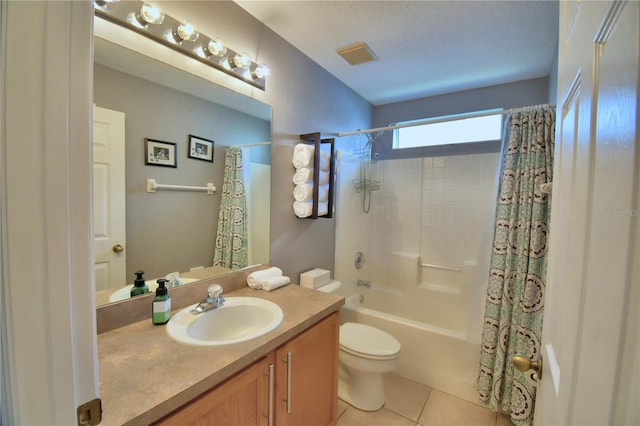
[235,1,559,105]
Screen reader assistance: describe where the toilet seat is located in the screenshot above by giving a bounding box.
[340,323,401,360]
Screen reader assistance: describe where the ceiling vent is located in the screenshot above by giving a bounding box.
[337,42,378,65]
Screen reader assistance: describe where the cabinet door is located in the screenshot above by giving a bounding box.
[157,354,275,426]
[276,312,340,426]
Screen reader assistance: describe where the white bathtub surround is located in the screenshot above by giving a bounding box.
[334,150,502,405]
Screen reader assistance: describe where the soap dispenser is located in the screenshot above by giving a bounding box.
[152,278,171,325]
[130,270,149,297]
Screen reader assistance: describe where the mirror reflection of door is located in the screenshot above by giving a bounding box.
[93,105,126,302]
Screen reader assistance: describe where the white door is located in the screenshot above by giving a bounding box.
[2,1,99,424]
[93,106,127,294]
[536,1,639,425]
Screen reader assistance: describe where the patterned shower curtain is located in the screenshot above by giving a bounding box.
[213,146,248,269]
[478,106,555,426]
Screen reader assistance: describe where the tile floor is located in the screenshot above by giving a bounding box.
[336,373,514,426]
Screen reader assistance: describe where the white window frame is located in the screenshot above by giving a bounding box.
[393,109,504,151]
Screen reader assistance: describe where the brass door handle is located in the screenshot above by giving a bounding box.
[513,354,542,380]
[112,244,124,253]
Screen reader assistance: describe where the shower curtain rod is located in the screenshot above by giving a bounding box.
[336,104,556,137]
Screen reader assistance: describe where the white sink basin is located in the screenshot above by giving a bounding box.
[108,278,200,303]
[167,297,284,346]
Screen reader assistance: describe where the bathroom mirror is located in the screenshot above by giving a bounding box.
[93,35,272,307]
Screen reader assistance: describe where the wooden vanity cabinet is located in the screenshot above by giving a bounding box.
[275,312,339,426]
[156,312,339,426]
[157,353,273,426]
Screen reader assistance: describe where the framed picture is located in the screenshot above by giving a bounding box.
[145,138,177,168]
[188,134,215,162]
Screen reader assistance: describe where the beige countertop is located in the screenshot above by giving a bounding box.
[98,284,344,425]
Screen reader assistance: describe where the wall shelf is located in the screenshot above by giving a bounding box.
[296,132,335,219]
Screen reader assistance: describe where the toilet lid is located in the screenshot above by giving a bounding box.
[340,322,401,358]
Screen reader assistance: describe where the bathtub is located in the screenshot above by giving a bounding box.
[340,287,482,404]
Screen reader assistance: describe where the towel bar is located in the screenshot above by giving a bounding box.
[146,178,216,194]
[417,257,463,272]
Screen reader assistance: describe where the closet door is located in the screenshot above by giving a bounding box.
[536,1,639,425]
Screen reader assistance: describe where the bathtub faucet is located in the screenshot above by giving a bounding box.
[357,279,372,289]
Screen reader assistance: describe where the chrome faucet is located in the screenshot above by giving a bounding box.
[191,284,225,315]
[166,272,183,288]
[357,279,372,289]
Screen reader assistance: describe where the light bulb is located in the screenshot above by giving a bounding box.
[139,3,164,24]
[233,51,251,69]
[176,21,199,42]
[254,63,270,79]
[206,38,227,57]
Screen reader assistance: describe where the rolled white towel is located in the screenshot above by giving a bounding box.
[319,150,331,171]
[247,267,283,288]
[293,201,312,218]
[317,170,329,185]
[292,144,314,169]
[293,184,313,202]
[293,184,328,202]
[292,168,313,185]
[293,201,328,218]
[318,184,329,201]
[318,201,329,216]
[261,275,290,291]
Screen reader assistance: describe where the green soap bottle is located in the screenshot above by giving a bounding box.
[152,278,171,325]
[130,270,149,297]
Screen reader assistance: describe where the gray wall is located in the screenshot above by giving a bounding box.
[164,2,375,280]
[372,77,552,158]
[94,64,270,280]
[374,77,551,128]
[548,44,559,103]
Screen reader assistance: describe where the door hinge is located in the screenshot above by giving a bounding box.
[77,398,102,426]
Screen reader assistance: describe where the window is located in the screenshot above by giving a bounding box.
[393,110,503,150]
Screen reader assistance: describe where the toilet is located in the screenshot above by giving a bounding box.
[317,281,402,411]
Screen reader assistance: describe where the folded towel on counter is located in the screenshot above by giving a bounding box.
[293,184,329,202]
[292,168,313,185]
[261,275,290,291]
[292,144,314,169]
[293,201,329,218]
[247,267,283,289]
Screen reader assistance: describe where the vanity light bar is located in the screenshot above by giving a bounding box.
[94,1,267,90]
